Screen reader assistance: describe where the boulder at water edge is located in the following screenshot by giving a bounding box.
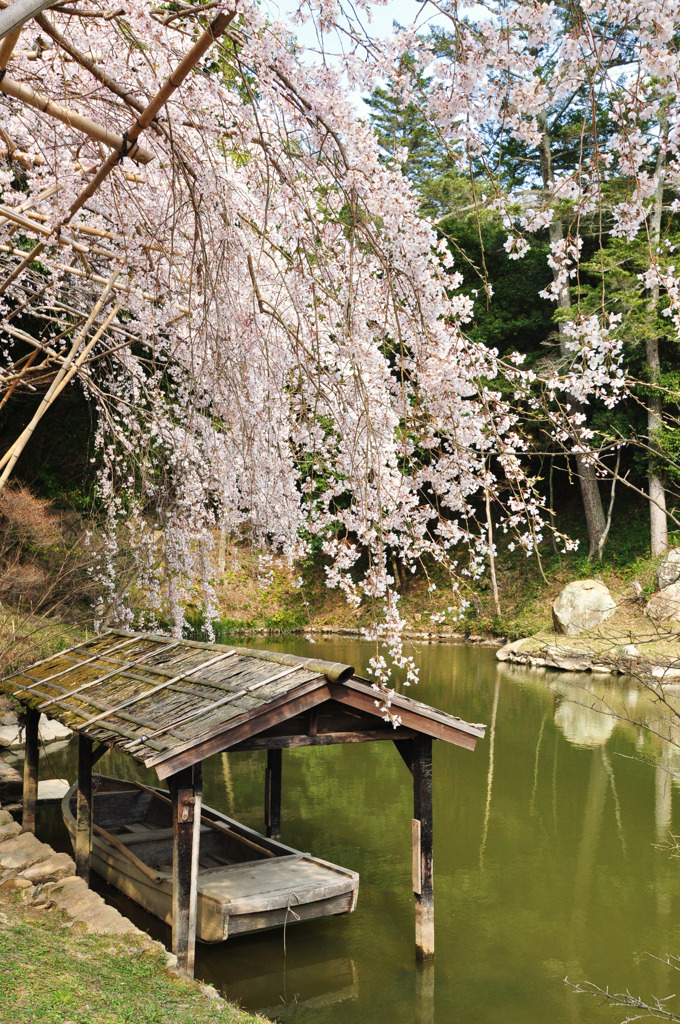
[645,581,680,627]
[658,548,680,590]
[552,580,616,636]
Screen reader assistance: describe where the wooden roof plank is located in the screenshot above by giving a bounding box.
[151,682,333,779]
[77,649,238,729]
[0,630,486,772]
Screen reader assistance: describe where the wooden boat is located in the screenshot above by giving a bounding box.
[62,775,359,943]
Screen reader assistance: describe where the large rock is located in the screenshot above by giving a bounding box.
[0,757,22,802]
[552,580,616,636]
[658,548,680,590]
[46,877,138,935]
[645,582,680,626]
[0,831,52,871]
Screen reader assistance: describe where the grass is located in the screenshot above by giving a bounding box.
[0,898,263,1024]
[176,500,668,645]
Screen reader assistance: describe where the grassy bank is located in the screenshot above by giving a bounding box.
[192,499,666,646]
[0,892,263,1024]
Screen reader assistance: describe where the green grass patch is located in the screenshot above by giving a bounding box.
[0,909,262,1024]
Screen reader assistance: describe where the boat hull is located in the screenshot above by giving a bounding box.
[62,776,358,943]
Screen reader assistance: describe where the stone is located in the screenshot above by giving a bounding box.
[496,638,528,662]
[0,757,22,802]
[658,548,680,590]
[0,809,14,826]
[620,644,639,658]
[22,851,75,883]
[0,821,22,843]
[0,832,52,871]
[651,665,680,681]
[646,583,680,627]
[0,875,33,891]
[37,779,70,802]
[0,714,72,750]
[47,877,138,935]
[552,580,616,636]
[542,646,595,672]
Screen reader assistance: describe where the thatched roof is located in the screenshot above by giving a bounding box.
[0,630,485,778]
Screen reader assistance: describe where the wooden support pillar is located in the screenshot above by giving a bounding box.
[21,707,39,834]
[75,734,93,882]
[170,763,202,978]
[413,734,434,960]
[265,748,281,840]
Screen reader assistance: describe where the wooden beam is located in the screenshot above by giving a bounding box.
[232,728,416,751]
[20,707,39,834]
[75,734,93,882]
[92,742,109,766]
[170,765,201,978]
[413,735,434,960]
[265,748,281,840]
[328,683,481,751]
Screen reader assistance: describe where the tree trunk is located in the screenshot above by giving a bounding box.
[647,146,668,557]
[538,114,607,560]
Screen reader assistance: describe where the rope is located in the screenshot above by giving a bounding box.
[282,891,301,957]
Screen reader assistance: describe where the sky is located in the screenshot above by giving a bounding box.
[259,0,448,108]
[285,0,445,47]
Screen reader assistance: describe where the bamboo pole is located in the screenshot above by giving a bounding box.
[0,76,154,163]
[0,0,56,40]
[0,270,120,487]
[0,203,88,253]
[0,24,22,67]
[0,7,237,296]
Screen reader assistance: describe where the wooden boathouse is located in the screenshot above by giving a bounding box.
[0,630,486,976]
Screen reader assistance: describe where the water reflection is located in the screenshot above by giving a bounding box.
[31,641,680,1024]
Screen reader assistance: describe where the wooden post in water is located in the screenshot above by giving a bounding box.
[75,735,93,881]
[415,961,435,1024]
[413,734,434,960]
[171,764,202,978]
[265,748,281,840]
[21,707,39,834]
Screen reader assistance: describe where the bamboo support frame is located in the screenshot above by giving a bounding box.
[0,0,58,40]
[0,269,120,487]
[0,76,154,163]
[0,6,235,313]
[0,24,22,67]
[36,650,178,712]
[12,635,139,696]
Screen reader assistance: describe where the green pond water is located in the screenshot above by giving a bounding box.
[29,638,680,1024]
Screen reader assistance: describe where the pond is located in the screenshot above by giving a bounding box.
[29,638,680,1024]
